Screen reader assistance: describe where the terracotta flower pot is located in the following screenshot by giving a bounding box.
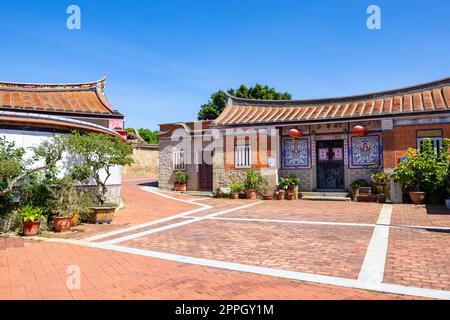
[245,189,257,200]
[263,195,273,201]
[23,221,40,237]
[277,190,286,200]
[53,217,71,232]
[238,192,246,199]
[230,192,239,200]
[90,207,116,224]
[286,193,294,201]
[70,213,79,227]
[409,192,427,204]
[174,184,187,192]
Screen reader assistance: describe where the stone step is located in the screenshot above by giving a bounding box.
[185,191,214,198]
[301,192,351,202]
[301,192,349,198]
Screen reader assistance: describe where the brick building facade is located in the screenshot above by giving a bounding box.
[158,78,450,203]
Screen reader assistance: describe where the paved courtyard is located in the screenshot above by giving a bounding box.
[2,177,450,300]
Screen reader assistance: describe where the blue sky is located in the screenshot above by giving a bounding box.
[1,0,449,130]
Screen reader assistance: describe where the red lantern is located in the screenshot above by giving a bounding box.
[351,125,368,135]
[288,128,303,139]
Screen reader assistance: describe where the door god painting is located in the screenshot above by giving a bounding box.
[350,134,382,168]
[282,137,310,169]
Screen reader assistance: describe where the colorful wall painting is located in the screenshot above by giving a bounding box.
[349,134,382,168]
[282,137,310,169]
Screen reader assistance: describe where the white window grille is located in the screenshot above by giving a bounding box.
[235,145,251,169]
[417,137,443,154]
[173,150,186,170]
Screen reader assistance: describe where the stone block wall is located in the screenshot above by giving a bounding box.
[122,145,159,177]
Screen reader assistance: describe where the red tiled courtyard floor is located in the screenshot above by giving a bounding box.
[0,239,411,300]
[384,227,450,291]
[122,221,373,279]
[391,204,450,228]
[220,200,382,224]
[47,177,198,240]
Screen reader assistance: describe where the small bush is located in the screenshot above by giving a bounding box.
[175,171,189,185]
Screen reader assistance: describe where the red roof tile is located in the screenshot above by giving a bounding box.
[0,76,123,118]
[215,78,450,126]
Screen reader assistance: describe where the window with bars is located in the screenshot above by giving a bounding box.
[417,137,443,154]
[173,150,186,170]
[235,145,251,169]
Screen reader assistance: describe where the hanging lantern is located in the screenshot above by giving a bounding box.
[288,128,303,139]
[351,124,368,136]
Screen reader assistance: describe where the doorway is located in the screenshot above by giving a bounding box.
[316,140,345,190]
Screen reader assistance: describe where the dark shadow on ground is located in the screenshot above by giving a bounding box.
[425,204,450,216]
[138,181,158,188]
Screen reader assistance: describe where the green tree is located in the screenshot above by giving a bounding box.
[65,132,134,205]
[198,84,292,121]
[137,128,159,144]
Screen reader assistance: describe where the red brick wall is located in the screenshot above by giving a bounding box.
[392,123,450,165]
[382,130,396,168]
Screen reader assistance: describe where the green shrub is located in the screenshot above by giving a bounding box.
[230,182,244,193]
[244,169,265,191]
[350,179,369,189]
[394,139,449,194]
[175,171,189,185]
[18,205,45,223]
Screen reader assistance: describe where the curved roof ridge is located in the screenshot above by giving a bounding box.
[226,77,450,107]
[0,75,108,91]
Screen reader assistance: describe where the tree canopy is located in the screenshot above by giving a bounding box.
[126,128,159,144]
[198,84,292,121]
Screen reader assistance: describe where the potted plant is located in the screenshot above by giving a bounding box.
[371,172,391,204]
[65,132,134,224]
[49,177,83,232]
[230,182,244,200]
[393,140,449,205]
[244,169,264,200]
[19,205,45,237]
[287,174,300,200]
[350,179,369,201]
[174,171,189,192]
[278,178,292,200]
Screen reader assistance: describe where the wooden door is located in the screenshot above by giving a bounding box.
[198,163,213,191]
[316,140,345,190]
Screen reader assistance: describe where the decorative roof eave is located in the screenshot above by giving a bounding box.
[0,75,124,118]
[213,110,450,129]
[0,110,122,137]
[223,77,450,107]
[0,75,108,91]
[214,77,450,126]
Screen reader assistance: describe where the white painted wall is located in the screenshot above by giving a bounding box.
[0,129,122,186]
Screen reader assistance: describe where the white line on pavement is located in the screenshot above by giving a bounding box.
[358,204,392,287]
[178,216,376,228]
[34,236,450,300]
[84,187,212,242]
[102,201,263,245]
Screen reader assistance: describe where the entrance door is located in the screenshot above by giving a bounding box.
[198,163,213,191]
[316,140,345,190]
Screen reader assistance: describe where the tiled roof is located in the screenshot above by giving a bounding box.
[0,76,123,118]
[214,78,450,126]
[0,110,122,137]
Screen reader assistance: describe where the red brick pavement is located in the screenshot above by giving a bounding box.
[47,177,198,240]
[220,200,382,224]
[384,227,450,291]
[391,204,450,228]
[122,220,373,279]
[0,240,412,300]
